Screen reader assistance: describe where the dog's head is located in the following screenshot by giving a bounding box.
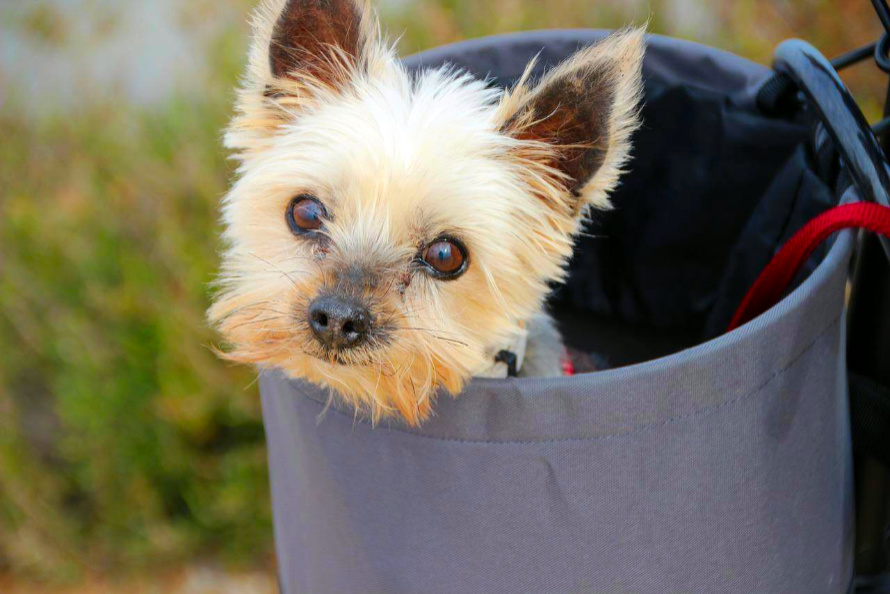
[209,0,644,424]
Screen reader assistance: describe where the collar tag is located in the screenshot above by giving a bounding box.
[476,328,529,379]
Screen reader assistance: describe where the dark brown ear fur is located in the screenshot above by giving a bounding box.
[269,0,368,86]
[503,29,645,203]
[509,70,614,195]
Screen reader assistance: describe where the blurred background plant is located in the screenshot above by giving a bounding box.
[0,0,884,590]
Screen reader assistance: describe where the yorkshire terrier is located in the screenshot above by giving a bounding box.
[209,0,644,425]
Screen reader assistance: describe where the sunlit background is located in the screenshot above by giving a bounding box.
[0,1,884,591]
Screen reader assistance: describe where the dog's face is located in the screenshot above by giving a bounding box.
[210,0,643,424]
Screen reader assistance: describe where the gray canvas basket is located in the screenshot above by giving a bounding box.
[259,31,857,593]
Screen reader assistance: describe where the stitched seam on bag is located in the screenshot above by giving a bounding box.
[302,315,842,445]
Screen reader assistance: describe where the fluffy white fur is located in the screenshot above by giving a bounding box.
[209,0,644,425]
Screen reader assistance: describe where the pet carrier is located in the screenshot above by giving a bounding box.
[259,9,890,593]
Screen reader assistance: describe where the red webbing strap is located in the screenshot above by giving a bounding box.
[727,202,890,332]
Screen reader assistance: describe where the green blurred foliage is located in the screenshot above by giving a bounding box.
[384,0,886,119]
[0,0,885,584]
[0,18,266,581]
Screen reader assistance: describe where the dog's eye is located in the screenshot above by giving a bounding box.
[286,195,326,234]
[421,238,468,279]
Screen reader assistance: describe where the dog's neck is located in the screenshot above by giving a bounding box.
[476,326,530,379]
[477,313,574,379]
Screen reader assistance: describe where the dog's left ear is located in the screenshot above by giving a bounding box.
[500,29,645,214]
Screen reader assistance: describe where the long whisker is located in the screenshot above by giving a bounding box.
[247,253,302,288]
[219,299,291,319]
[227,316,284,331]
[398,327,469,347]
[397,324,467,339]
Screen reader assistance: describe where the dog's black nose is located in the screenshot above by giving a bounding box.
[308,296,371,350]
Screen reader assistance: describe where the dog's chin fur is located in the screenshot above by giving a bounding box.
[208,0,644,426]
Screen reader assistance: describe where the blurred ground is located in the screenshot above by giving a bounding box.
[0,0,885,590]
[0,566,275,593]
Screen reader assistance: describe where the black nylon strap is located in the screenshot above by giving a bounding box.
[755,72,800,117]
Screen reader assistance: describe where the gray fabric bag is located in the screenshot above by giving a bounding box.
[259,31,856,593]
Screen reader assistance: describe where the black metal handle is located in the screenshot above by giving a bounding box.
[871,0,890,72]
[772,39,890,262]
[774,40,890,207]
[872,0,890,36]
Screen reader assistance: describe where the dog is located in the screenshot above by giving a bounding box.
[209,0,644,425]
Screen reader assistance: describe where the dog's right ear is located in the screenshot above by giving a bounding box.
[228,0,389,150]
[267,0,377,89]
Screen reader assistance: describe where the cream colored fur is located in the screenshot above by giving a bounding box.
[209,0,644,425]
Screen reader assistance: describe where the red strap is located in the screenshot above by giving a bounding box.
[728,202,890,332]
[562,356,575,377]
